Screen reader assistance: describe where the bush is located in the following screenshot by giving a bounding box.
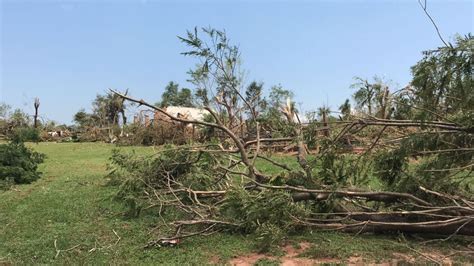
[10,127,41,143]
[0,141,45,189]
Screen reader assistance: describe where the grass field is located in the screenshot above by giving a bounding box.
[0,143,472,265]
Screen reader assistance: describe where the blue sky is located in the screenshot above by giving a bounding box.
[1,0,472,124]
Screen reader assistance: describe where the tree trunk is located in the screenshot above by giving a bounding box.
[33,98,40,128]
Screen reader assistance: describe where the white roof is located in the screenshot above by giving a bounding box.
[165,106,210,122]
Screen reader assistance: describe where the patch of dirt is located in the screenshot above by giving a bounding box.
[423,251,454,265]
[227,242,461,266]
[280,242,319,266]
[209,255,221,265]
[391,252,416,264]
[228,253,269,266]
[347,256,364,265]
[228,242,328,266]
[281,241,311,257]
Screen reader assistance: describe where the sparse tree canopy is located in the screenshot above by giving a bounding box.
[10,109,30,128]
[179,27,244,130]
[91,91,128,127]
[351,76,392,119]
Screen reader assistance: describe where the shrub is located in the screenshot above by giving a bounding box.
[0,141,45,189]
[10,127,41,143]
[117,121,204,146]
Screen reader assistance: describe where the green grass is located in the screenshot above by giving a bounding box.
[0,142,472,265]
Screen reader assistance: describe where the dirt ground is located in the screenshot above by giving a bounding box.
[227,242,458,266]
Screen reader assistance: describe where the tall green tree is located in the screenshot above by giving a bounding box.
[73,109,93,128]
[158,82,195,108]
[245,81,266,120]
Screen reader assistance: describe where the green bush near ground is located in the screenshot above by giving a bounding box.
[10,127,41,143]
[0,141,45,189]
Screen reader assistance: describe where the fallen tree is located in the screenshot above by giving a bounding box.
[108,30,473,250]
[109,90,473,249]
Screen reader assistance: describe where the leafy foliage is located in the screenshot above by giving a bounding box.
[0,103,11,120]
[10,127,41,143]
[259,85,296,137]
[317,144,372,188]
[410,34,473,120]
[179,27,242,127]
[92,92,128,127]
[338,99,351,120]
[73,108,95,128]
[9,109,31,128]
[0,141,45,189]
[157,81,195,108]
[74,91,129,130]
[351,76,393,118]
[372,35,474,196]
[245,81,266,119]
[108,146,218,215]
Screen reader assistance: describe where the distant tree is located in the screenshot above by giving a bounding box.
[178,88,194,107]
[0,103,11,120]
[391,93,412,120]
[92,91,128,127]
[43,121,57,132]
[317,106,331,137]
[73,109,93,128]
[351,78,375,116]
[258,85,296,136]
[158,82,195,108]
[33,98,40,129]
[245,81,266,120]
[10,109,30,128]
[268,85,294,111]
[372,78,392,119]
[338,99,351,120]
[351,76,392,119]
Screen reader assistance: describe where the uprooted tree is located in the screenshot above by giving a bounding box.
[108,29,473,250]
